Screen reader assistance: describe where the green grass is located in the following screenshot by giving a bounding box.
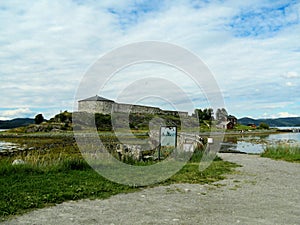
[0,157,238,220]
[261,145,300,162]
[0,159,135,220]
[234,124,255,131]
[0,135,238,220]
[165,160,237,184]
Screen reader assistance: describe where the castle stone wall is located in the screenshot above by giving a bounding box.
[78,97,188,116]
[78,101,113,114]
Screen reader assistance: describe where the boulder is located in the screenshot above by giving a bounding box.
[12,159,25,165]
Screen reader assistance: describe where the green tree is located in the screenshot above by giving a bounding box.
[34,114,44,124]
[216,108,228,122]
[194,108,214,124]
[259,122,269,130]
[194,109,203,123]
[202,108,214,121]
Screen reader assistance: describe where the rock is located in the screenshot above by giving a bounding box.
[116,144,143,161]
[12,159,25,165]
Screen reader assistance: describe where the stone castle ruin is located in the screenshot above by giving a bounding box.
[77,95,201,161]
[78,95,189,117]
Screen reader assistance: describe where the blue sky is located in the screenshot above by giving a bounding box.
[0,0,299,120]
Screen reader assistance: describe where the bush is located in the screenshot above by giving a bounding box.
[34,114,44,125]
[259,122,269,129]
[50,111,72,123]
[56,158,91,171]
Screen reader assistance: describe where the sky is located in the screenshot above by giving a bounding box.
[0,0,299,120]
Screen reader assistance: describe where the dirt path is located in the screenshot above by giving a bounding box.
[3,154,300,225]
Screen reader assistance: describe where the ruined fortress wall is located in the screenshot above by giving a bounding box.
[111,103,132,114]
[78,101,113,114]
[112,103,161,114]
[78,100,188,116]
[178,112,189,117]
[129,104,161,114]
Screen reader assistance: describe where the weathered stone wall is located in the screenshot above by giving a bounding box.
[131,104,161,114]
[78,99,188,116]
[78,101,113,114]
[111,103,161,114]
[178,112,189,117]
[111,103,132,114]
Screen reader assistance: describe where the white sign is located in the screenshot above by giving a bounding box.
[160,126,177,147]
[207,137,213,144]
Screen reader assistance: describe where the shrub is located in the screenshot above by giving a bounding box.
[34,114,44,125]
[259,122,269,129]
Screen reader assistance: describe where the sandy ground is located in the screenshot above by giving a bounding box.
[3,153,300,225]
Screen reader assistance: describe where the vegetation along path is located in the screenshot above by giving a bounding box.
[3,153,300,225]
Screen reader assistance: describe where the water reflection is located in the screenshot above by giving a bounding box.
[221,132,300,154]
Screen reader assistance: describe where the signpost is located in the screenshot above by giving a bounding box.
[159,126,177,160]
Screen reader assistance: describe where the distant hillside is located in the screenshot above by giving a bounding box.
[0,118,35,129]
[238,117,300,127]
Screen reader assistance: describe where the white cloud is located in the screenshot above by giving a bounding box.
[0,0,300,119]
[283,71,299,78]
[268,112,300,118]
[258,111,299,119]
[0,108,33,120]
[276,112,299,118]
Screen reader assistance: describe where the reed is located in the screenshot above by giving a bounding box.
[0,134,238,220]
[261,144,300,162]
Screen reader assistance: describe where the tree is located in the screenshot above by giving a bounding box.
[216,108,228,122]
[34,114,44,124]
[202,108,214,121]
[50,110,72,123]
[194,108,214,123]
[194,109,203,122]
[259,122,269,130]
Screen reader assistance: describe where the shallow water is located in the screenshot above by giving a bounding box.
[223,131,300,154]
[0,141,22,152]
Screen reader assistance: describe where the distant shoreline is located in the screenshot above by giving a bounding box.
[0,127,292,138]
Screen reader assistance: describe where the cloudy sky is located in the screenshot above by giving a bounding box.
[0,0,299,120]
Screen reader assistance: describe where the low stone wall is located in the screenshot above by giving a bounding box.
[116,143,157,161]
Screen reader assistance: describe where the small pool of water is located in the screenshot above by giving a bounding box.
[0,141,22,152]
[222,132,300,154]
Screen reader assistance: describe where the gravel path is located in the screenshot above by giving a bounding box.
[3,154,300,225]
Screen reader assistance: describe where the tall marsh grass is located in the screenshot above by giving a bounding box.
[0,134,239,220]
[261,144,300,162]
[0,157,90,176]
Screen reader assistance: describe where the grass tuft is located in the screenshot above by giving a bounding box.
[56,158,91,172]
[261,145,300,162]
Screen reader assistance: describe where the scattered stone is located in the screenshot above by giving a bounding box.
[12,159,25,165]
